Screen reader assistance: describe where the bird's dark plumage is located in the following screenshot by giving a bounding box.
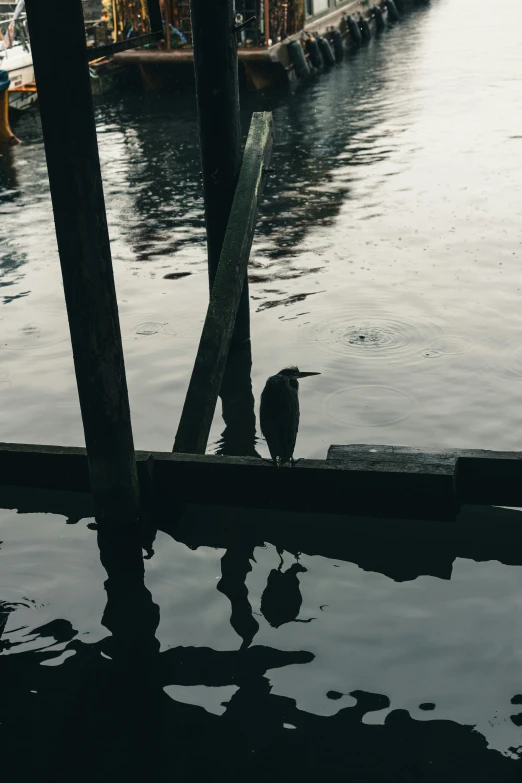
[260,366,320,466]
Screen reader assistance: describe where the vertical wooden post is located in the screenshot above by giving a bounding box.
[164,0,172,50]
[265,0,270,44]
[25,0,140,527]
[112,0,118,41]
[216,339,258,457]
[189,0,250,347]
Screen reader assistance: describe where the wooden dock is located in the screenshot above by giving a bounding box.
[111,1,390,91]
[2,442,522,522]
[113,48,271,65]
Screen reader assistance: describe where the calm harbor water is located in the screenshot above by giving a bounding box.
[2,0,522,776]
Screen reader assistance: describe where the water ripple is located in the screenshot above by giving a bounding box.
[325,384,416,427]
[0,311,69,352]
[297,309,443,361]
[480,335,522,380]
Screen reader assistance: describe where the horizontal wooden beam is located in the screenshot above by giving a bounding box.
[328,445,522,507]
[175,503,522,583]
[2,442,521,521]
[112,49,272,64]
[1,441,455,520]
[87,30,163,60]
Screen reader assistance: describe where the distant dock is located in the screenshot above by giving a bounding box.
[113,0,427,92]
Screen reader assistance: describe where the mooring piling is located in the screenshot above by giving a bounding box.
[25,0,140,527]
[189,0,251,347]
[173,112,274,455]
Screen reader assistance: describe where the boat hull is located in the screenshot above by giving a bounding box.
[8,86,37,112]
[2,44,36,111]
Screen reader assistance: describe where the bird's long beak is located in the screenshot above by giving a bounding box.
[295,371,321,378]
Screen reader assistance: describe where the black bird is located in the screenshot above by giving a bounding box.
[260,366,320,466]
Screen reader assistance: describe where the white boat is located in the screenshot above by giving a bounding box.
[0,1,36,111]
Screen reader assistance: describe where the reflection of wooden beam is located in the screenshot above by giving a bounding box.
[173,503,522,583]
[173,113,274,455]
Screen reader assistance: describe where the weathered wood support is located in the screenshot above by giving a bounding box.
[24,0,140,527]
[215,339,258,457]
[0,443,522,520]
[0,440,455,520]
[3,442,522,521]
[164,0,172,50]
[327,444,522,507]
[190,0,251,345]
[173,112,274,454]
[264,0,270,44]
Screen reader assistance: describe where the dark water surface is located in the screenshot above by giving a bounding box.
[2,0,522,777]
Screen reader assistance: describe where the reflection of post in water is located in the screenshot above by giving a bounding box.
[97,530,160,663]
[96,529,165,775]
[215,339,260,458]
[217,531,260,650]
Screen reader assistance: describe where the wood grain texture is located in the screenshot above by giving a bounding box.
[173,112,274,455]
[190,0,250,346]
[25,0,140,526]
[0,440,456,520]
[328,444,522,505]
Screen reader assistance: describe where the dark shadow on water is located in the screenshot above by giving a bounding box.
[1,502,522,778]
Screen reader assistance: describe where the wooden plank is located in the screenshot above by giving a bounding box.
[0,485,96,519]
[24,0,140,527]
[173,112,274,455]
[4,442,522,517]
[0,441,456,520]
[87,30,163,60]
[3,485,522,583]
[190,0,250,345]
[112,48,272,63]
[328,444,522,506]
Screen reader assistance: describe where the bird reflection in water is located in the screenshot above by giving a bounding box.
[260,557,313,629]
[214,350,316,644]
